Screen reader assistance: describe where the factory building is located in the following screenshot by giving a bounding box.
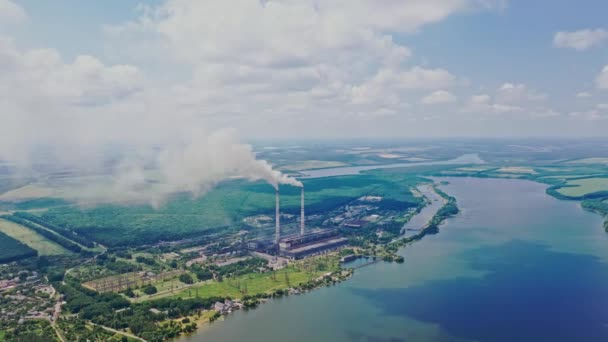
[250,182,348,259]
[279,229,348,260]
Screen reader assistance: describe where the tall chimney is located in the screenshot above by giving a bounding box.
[300,187,305,235]
[275,187,280,245]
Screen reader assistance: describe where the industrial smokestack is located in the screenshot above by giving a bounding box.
[275,187,280,244]
[300,187,305,235]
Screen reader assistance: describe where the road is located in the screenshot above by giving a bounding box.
[88,321,147,342]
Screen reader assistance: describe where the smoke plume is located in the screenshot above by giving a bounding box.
[0,128,302,207]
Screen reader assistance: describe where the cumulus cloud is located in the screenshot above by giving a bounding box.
[597,65,608,89]
[421,90,457,105]
[1,0,538,206]
[102,0,488,125]
[463,82,557,119]
[0,0,26,24]
[576,92,592,98]
[569,109,606,121]
[554,29,608,50]
[496,83,546,103]
[351,67,455,106]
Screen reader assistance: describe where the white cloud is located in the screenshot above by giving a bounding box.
[569,110,607,121]
[597,65,608,90]
[576,92,592,98]
[421,90,457,105]
[464,83,555,118]
[0,0,26,24]
[597,103,608,110]
[351,67,455,106]
[101,0,494,124]
[529,108,560,118]
[553,29,608,50]
[0,35,143,163]
[496,83,546,103]
[466,94,520,113]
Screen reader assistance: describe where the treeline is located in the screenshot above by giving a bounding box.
[0,214,83,253]
[0,231,38,263]
[13,212,95,248]
[427,186,459,230]
[582,198,608,232]
[208,257,268,278]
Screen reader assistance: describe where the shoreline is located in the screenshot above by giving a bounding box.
[182,182,459,340]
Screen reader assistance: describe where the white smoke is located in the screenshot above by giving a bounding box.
[0,128,302,207]
[152,128,302,194]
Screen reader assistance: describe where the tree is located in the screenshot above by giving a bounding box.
[124,288,135,298]
[179,273,194,284]
[143,285,157,295]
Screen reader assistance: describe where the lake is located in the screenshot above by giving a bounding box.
[184,177,608,341]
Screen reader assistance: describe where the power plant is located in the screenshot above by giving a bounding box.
[262,183,347,260]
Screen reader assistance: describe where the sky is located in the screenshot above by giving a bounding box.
[1,0,608,157]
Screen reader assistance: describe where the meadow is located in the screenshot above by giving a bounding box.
[169,258,339,301]
[556,177,608,197]
[0,218,67,256]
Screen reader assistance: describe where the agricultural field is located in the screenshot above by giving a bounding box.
[0,230,37,263]
[279,160,349,171]
[564,157,608,165]
[0,184,59,201]
[497,167,537,174]
[0,218,67,256]
[556,177,608,197]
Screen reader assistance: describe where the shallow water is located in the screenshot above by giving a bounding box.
[184,177,608,342]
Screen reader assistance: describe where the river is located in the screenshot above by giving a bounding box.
[184,177,608,341]
[400,184,445,238]
[300,153,484,177]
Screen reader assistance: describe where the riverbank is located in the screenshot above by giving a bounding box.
[184,177,608,342]
[183,182,459,339]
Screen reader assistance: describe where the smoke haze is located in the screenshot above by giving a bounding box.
[0,128,302,207]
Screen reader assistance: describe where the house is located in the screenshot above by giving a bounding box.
[214,301,227,313]
[149,308,168,315]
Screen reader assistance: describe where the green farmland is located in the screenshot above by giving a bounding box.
[0,231,38,263]
[556,177,608,197]
[0,218,67,256]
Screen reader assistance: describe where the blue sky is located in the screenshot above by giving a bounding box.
[1,0,608,150]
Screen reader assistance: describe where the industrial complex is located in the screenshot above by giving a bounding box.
[250,185,349,260]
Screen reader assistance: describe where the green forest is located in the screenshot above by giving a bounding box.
[31,172,423,247]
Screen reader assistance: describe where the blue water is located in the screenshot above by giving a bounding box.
[185,177,608,342]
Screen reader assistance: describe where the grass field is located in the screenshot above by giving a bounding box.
[0,231,37,263]
[170,266,326,301]
[497,167,537,174]
[279,160,349,171]
[0,218,68,255]
[557,177,608,197]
